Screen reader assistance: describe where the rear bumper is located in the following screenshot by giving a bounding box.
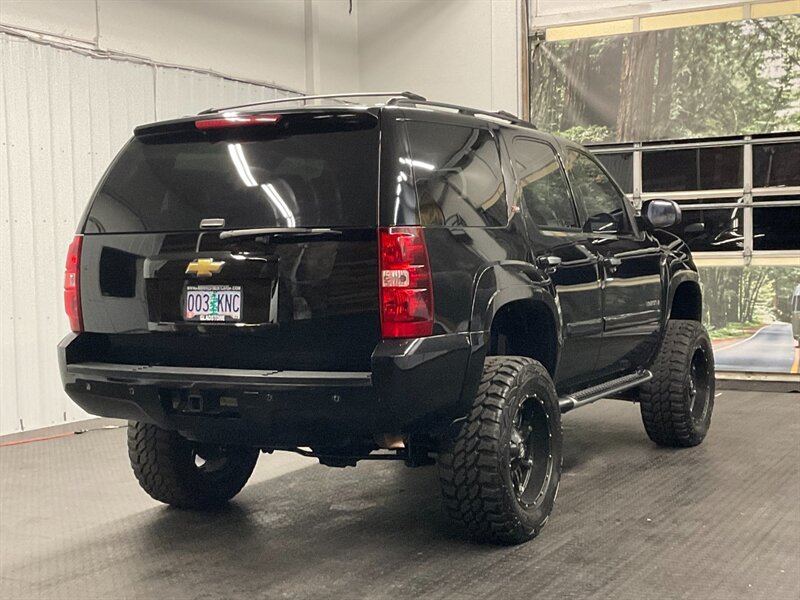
[59,332,479,447]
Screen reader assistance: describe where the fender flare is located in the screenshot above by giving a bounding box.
[468,262,562,336]
[459,263,564,405]
[665,270,701,321]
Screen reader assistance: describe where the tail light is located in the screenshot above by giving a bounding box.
[379,227,434,338]
[64,235,83,332]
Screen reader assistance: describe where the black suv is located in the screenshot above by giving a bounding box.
[59,92,714,545]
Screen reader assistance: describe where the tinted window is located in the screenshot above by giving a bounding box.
[753,198,800,250]
[668,202,744,252]
[565,150,631,234]
[753,143,800,188]
[84,113,379,233]
[512,138,577,229]
[642,146,742,192]
[406,122,507,227]
[596,152,633,194]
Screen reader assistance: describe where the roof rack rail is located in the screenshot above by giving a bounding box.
[388,98,536,129]
[198,91,427,115]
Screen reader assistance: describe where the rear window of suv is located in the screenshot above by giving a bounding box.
[84,112,379,233]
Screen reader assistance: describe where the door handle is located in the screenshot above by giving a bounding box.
[536,255,562,273]
[603,256,622,272]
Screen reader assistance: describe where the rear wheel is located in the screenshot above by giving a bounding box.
[127,421,259,508]
[438,356,562,545]
[639,319,715,447]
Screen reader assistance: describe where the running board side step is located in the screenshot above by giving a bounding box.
[558,370,652,414]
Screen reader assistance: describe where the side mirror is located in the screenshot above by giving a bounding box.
[641,199,681,229]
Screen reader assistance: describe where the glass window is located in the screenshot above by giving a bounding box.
[699,146,743,190]
[643,148,694,192]
[595,152,633,194]
[642,146,742,192]
[512,138,577,229]
[668,201,744,252]
[565,150,632,234]
[753,143,800,188]
[753,198,800,250]
[406,122,507,227]
[85,112,379,233]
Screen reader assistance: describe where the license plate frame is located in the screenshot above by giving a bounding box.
[183,285,243,322]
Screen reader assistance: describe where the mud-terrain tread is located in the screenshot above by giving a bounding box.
[127,421,257,509]
[438,356,561,545]
[639,319,714,447]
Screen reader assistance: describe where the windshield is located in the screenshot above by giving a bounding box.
[84,112,379,233]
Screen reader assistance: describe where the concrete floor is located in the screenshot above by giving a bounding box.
[1,390,798,600]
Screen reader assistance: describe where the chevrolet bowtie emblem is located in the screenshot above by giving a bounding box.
[185,258,225,278]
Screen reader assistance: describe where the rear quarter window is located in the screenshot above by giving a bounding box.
[406,121,508,227]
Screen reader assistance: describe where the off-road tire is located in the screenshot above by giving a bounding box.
[639,319,715,447]
[128,421,259,508]
[438,356,562,545]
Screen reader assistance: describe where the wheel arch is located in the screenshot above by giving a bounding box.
[667,272,702,323]
[487,298,560,377]
[467,264,563,378]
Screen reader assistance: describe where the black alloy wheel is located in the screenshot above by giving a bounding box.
[507,394,555,510]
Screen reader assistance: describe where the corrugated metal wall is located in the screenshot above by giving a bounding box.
[0,33,291,434]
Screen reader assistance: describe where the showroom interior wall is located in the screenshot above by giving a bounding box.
[0,0,360,92]
[357,0,520,113]
[0,0,362,435]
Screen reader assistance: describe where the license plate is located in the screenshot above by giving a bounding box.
[184,285,242,322]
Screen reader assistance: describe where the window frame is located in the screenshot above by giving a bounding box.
[510,135,581,232]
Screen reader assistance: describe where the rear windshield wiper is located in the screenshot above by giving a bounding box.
[219,227,342,240]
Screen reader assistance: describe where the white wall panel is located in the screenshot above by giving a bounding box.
[0,36,17,435]
[98,0,308,91]
[0,33,289,434]
[1,0,310,91]
[315,0,360,93]
[0,0,98,41]
[358,0,518,113]
[154,67,287,122]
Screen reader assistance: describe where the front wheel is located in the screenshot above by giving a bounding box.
[639,319,715,447]
[127,422,259,509]
[438,356,563,545]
